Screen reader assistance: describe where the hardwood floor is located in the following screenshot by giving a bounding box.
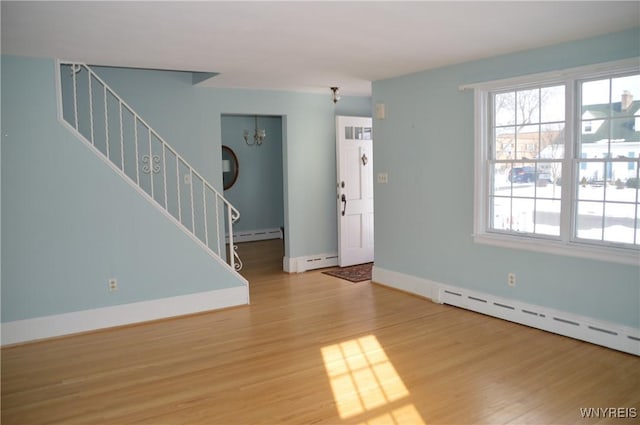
[2,239,639,424]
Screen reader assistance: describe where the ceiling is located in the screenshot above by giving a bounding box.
[2,1,639,96]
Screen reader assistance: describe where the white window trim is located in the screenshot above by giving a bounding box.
[467,58,640,266]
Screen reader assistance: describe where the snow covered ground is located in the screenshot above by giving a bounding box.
[490,174,638,244]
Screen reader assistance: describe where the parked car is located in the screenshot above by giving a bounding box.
[508,166,551,183]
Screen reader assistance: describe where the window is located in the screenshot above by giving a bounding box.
[490,84,566,237]
[471,59,640,265]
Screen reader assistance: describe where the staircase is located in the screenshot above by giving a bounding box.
[55,61,243,275]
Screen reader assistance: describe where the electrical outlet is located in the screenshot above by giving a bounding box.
[507,273,516,287]
[184,174,191,185]
[108,278,118,292]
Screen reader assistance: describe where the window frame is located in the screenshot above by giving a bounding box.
[469,58,640,266]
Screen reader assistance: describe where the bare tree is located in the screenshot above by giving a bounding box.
[496,88,557,169]
[495,89,551,132]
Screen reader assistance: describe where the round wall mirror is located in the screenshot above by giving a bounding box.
[222,145,239,190]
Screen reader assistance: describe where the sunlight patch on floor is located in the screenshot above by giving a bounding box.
[321,335,426,424]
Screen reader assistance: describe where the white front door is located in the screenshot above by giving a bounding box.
[336,116,374,267]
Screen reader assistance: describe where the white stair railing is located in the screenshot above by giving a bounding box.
[56,61,242,272]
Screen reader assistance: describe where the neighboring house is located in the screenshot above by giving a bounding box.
[581,91,639,144]
[495,129,563,162]
[494,92,639,183]
[538,94,640,182]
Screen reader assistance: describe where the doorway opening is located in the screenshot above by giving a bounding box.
[221,114,285,272]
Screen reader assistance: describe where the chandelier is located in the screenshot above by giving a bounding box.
[243,116,266,146]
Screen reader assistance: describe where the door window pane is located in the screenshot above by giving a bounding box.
[345,127,354,140]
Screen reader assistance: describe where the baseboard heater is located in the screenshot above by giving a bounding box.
[301,254,339,270]
[437,286,639,356]
[284,253,339,273]
[226,227,283,244]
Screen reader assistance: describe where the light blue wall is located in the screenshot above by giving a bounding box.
[91,65,372,258]
[372,28,640,328]
[1,56,243,322]
[1,55,371,323]
[221,115,284,233]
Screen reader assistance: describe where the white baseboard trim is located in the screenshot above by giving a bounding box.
[1,286,249,346]
[284,252,338,273]
[372,266,440,300]
[227,227,283,244]
[372,266,640,356]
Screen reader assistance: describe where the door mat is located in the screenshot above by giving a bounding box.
[322,263,373,283]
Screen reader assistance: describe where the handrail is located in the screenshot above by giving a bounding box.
[56,61,242,271]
